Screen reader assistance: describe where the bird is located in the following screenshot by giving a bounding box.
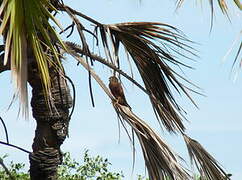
[108,76,130,108]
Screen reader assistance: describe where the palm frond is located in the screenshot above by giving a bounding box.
[231,35,242,71]
[183,134,230,180]
[233,0,242,10]
[64,41,149,97]
[176,0,241,13]
[55,6,231,180]
[65,24,232,180]
[236,42,242,67]
[223,31,242,77]
[0,0,66,117]
[176,0,241,69]
[217,0,229,15]
[115,104,191,180]
[0,0,28,117]
[68,52,190,180]
[96,22,198,134]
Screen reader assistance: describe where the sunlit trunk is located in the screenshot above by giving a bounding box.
[28,62,72,180]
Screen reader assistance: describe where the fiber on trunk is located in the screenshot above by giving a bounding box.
[28,62,72,180]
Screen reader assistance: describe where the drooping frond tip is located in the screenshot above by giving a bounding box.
[115,104,190,180]
[183,134,231,180]
[97,22,199,134]
[0,0,29,117]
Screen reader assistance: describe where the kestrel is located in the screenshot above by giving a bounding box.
[109,76,130,108]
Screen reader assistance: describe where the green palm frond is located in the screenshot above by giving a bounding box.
[97,22,198,134]
[0,0,66,117]
[0,0,29,116]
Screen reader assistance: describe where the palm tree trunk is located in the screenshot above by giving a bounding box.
[28,62,72,180]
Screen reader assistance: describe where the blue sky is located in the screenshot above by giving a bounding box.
[0,0,242,179]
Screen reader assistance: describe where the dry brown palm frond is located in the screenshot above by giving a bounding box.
[114,104,191,180]
[183,134,230,180]
[96,22,198,134]
[68,42,230,180]
[67,52,190,180]
[57,6,199,134]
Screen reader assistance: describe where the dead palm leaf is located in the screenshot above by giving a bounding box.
[67,26,230,180]
[183,134,230,180]
[115,104,191,180]
[96,22,198,134]
[68,52,190,180]
[55,6,230,180]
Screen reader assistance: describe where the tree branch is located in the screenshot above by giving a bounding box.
[0,116,9,144]
[64,41,149,95]
[0,141,30,154]
[58,4,102,26]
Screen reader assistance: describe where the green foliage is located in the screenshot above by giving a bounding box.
[0,151,148,180]
[137,175,149,180]
[58,150,124,180]
[0,151,211,180]
[0,155,29,180]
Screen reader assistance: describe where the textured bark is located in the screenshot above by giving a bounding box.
[28,62,72,180]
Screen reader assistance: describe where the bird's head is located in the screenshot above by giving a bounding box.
[109,76,119,83]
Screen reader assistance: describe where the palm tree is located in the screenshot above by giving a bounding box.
[0,0,239,180]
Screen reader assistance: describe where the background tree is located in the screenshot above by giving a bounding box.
[0,0,240,180]
[0,151,125,180]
